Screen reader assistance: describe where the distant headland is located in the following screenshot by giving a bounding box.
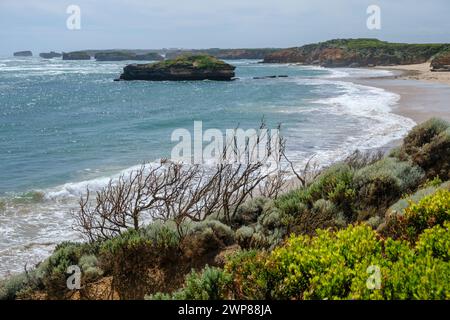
[12,39,450,72]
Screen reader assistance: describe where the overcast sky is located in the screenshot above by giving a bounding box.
[1,0,450,55]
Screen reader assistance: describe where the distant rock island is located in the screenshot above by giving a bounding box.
[62,51,91,60]
[95,51,164,61]
[14,51,32,57]
[39,51,62,59]
[118,55,235,81]
[263,39,450,68]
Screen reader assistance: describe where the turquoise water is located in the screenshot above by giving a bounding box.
[0,57,415,276]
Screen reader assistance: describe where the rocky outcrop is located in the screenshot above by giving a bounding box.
[253,75,288,79]
[95,51,163,61]
[14,51,32,57]
[118,55,235,81]
[62,51,91,60]
[263,39,448,67]
[431,50,450,71]
[39,51,62,59]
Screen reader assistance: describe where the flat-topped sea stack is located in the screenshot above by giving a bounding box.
[39,51,62,59]
[263,39,448,67]
[118,55,236,81]
[431,49,450,71]
[14,51,33,57]
[95,51,164,61]
[62,51,91,60]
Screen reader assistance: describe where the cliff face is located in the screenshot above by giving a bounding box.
[263,39,448,67]
[95,51,163,61]
[431,50,450,71]
[62,51,91,60]
[14,51,33,57]
[118,55,235,81]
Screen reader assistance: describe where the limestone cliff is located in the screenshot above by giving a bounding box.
[263,39,447,67]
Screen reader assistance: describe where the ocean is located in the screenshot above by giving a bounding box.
[0,57,416,277]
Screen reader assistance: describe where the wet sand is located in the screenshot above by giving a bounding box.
[356,77,450,123]
[352,65,450,124]
[376,63,450,86]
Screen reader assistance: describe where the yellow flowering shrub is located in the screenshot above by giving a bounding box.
[225,223,450,300]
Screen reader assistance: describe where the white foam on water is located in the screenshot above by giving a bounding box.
[283,69,415,168]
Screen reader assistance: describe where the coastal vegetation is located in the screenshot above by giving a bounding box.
[263,38,450,67]
[1,118,449,300]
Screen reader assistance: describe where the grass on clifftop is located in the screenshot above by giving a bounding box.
[321,38,447,50]
[149,55,232,70]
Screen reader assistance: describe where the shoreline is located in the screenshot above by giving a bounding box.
[350,63,450,124]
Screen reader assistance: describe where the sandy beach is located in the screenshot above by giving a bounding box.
[353,62,450,124]
[376,62,450,86]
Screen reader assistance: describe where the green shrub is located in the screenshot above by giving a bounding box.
[235,226,255,249]
[142,220,181,250]
[190,220,235,246]
[401,189,450,238]
[292,199,345,235]
[366,216,382,229]
[225,223,450,300]
[232,197,269,227]
[79,255,103,281]
[401,118,449,155]
[224,250,272,300]
[354,158,424,209]
[148,265,231,300]
[35,241,98,298]
[248,203,293,249]
[100,230,157,299]
[0,273,29,300]
[272,164,355,233]
[307,164,355,210]
[415,222,450,261]
[387,185,439,217]
[423,176,443,188]
[388,146,402,158]
[381,187,450,241]
[180,220,236,271]
[414,128,450,179]
[399,118,450,180]
[274,189,309,217]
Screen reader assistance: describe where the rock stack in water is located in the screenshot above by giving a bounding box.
[117,55,235,81]
[14,51,33,57]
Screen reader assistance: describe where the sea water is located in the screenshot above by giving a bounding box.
[0,57,415,277]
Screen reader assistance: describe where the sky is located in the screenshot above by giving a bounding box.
[1,0,450,55]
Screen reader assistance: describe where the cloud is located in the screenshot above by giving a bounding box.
[0,0,449,55]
